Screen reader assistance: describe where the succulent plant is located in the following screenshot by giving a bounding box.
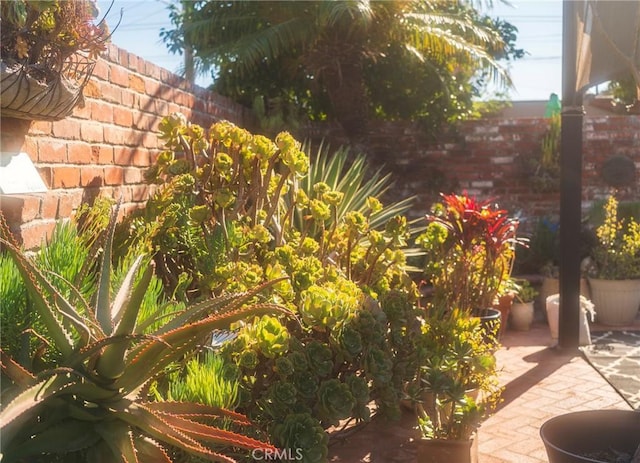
[1,0,109,71]
[414,306,501,441]
[271,413,328,463]
[0,207,287,463]
[120,114,423,461]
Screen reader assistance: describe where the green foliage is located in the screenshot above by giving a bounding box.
[0,0,108,80]
[161,1,522,139]
[413,307,501,440]
[0,220,95,366]
[294,143,415,237]
[588,195,640,280]
[589,198,640,227]
[0,207,284,463]
[0,253,26,363]
[512,279,538,303]
[531,114,561,191]
[252,95,304,139]
[416,193,520,315]
[164,351,240,410]
[124,115,309,299]
[223,292,417,459]
[121,114,423,462]
[271,414,328,463]
[513,217,559,275]
[608,74,639,111]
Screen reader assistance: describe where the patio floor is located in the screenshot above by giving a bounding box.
[328,318,638,463]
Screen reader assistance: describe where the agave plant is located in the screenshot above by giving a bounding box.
[0,209,286,463]
[293,143,415,237]
[0,220,96,367]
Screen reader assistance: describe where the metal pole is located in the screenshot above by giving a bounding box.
[558,0,584,350]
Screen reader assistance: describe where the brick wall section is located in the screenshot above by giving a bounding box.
[306,116,640,228]
[1,43,253,248]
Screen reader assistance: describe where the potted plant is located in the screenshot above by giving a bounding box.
[545,294,595,346]
[417,192,521,341]
[509,279,538,331]
[587,195,640,326]
[411,305,501,463]
[0,0,108,120]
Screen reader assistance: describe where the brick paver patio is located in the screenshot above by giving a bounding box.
[479,322,634,463]
[328,318,637,462]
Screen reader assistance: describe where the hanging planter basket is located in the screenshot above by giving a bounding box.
[1,52,95,122]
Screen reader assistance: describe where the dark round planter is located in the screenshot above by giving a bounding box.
[475,308,502,344]
[540,410,640,463]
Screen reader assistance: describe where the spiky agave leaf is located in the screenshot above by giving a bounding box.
[116,400,277,463]
[135,436,172,463]
[144,401,252,427]
[118,302,288,393]
[153,278,286,336]
[115,400,238,463]
[3,419,102,460]
[95,256,154,381]
[94,421,139,463]
[0,372,79,446]
[0,231,84,357]
[94,200,121,336]
[0,349,35,388]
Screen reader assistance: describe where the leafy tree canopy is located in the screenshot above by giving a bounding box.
[162,1,524,141]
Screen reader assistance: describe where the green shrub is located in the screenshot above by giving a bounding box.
[164,351,240,410]
[119,114,423,462]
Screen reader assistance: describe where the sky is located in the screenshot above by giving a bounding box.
[96,0,564,101]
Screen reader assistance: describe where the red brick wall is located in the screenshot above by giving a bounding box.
[307,116,640,227]
[1,44,253,249]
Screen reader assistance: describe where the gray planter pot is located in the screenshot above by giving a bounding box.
[540,410,640,463]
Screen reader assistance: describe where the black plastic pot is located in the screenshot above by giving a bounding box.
[540,410,640,463]
[475,308,501,344]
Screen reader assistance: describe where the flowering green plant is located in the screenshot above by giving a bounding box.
[412,305,501,440]
[122,115,423,462]
[417,192,520,315]
[589,195,640,280]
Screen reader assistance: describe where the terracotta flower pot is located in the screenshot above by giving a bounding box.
[415,433,478,463]
[492,293,514,336]
[510,302,534,331]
